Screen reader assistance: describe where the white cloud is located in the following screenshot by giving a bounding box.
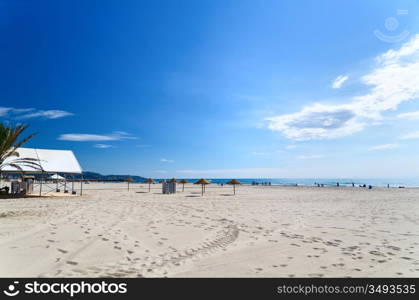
[160,158,175,163]
[368,143,399,151]
[266,34,419,140]
[94,144,114,149]
[400,131,419,139]
[266,103,366,141]
[0,107,73,119]
[0,107,12,116]
[296,154,327,159]
[398,111,419,120]
[251,151,269,156]
[176,168,283,177]
[154,170,167,173]
[332,75,349,89]
[58,132,136,142]
[18,110,73,119]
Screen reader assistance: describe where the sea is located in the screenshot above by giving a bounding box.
[156,178,419,188]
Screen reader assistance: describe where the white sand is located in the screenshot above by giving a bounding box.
[0,182,418,277]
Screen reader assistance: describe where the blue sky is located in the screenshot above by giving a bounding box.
[1,0,419,178]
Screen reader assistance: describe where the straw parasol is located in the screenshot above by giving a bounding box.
[227,179,241,195]
[125,177,133,191]
[168,178,177,183]
[178,179,189,192]
[145,178,154,192]
[194,178,210,196]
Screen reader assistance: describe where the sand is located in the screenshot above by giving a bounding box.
[0,182,418,278]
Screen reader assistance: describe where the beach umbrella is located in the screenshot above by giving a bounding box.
[168,178,177,183]
[50,174,65,181]
[145,178,154,192]
[194,178,210,196]
[178,179,189,192]
[125,177,133,191]
[227,179,241,195]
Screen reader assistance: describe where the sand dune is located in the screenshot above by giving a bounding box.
[0,183,419,277]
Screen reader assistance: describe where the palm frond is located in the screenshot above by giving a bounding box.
[0,123,40,171]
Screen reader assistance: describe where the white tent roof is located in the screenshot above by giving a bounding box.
[1,148,82,174]
[49,174,65,180]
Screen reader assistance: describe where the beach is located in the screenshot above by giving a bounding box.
[0,182,418,278]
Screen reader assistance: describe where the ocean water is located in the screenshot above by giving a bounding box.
[153,178,419,188]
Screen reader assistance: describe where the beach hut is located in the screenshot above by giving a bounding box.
[194,178,210,196]
[178,179,189,192]
[163,178,177,194]
[145,178,154,192]
[227,179,241,195]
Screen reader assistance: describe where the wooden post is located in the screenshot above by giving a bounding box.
[127,181,130,191]
[39,172,43,196]
[234,184,236,195]
[80,176,83,196]
[149,183,151,192]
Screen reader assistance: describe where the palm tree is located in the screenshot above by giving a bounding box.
[0,123,41,181]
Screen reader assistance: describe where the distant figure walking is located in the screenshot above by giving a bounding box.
[337,182,339,187]
[352,182,355,187]
[387,184,390,188]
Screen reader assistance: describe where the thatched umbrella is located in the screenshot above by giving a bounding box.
[125,177,133,191]
[145,178,154,192]
[194,178,210,196]
[168,178,177,183]
[227,179,241,195]
[178,179,189,192]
